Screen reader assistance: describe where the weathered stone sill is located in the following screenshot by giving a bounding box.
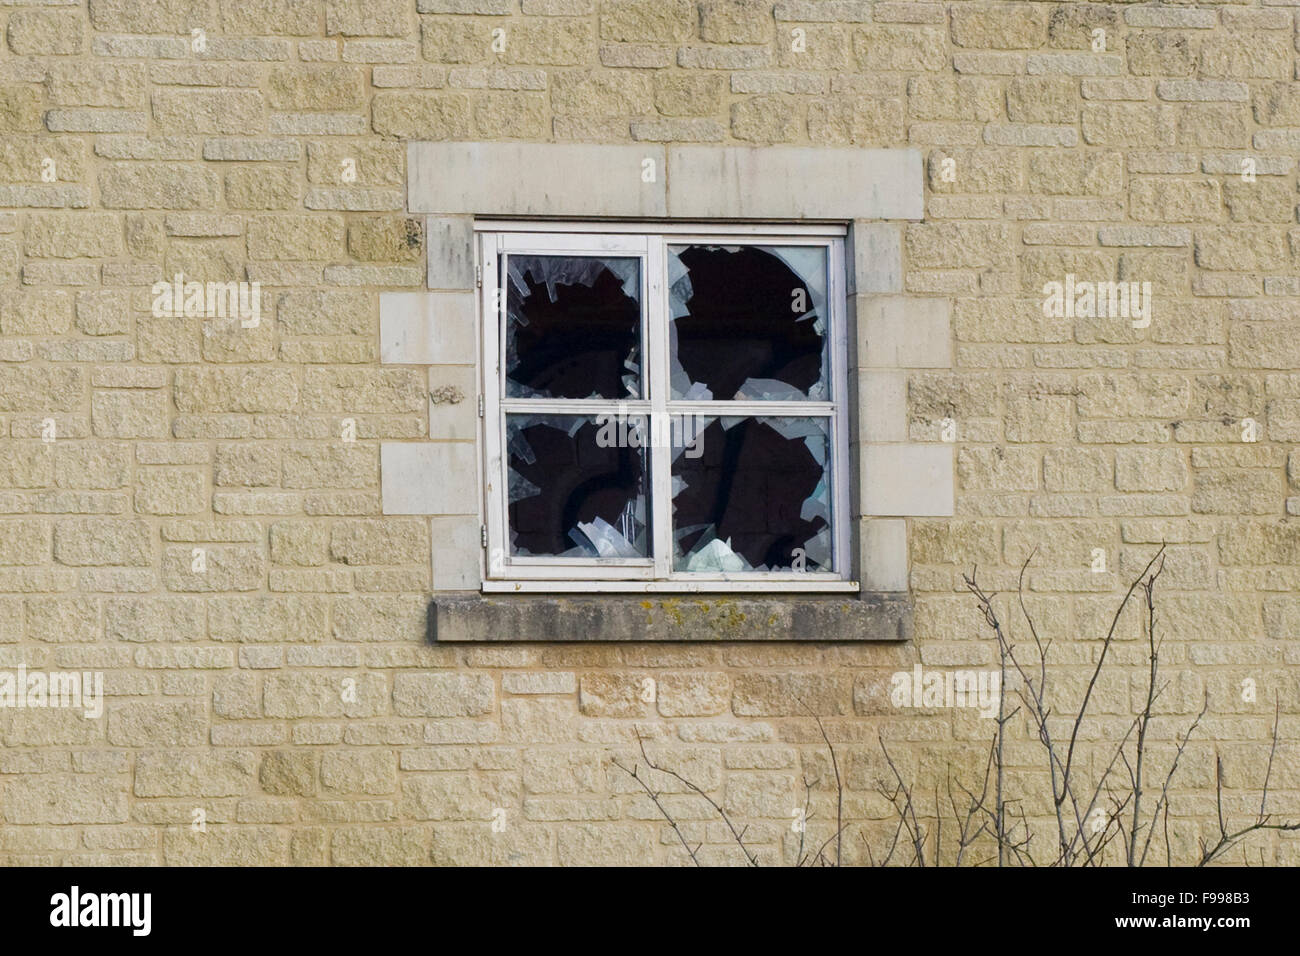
[431,594,911,643]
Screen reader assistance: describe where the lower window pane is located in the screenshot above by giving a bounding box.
[671,416,833,573]
[506,414,649,559]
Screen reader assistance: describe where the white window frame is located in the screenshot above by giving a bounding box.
[478,222,854,594]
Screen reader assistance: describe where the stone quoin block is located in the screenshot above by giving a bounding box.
[381,442,478,515]
[379,291,476,365]
[860,444,955,517]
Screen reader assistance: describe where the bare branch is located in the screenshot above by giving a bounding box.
[629,733,759,866]
[611,756,700,866]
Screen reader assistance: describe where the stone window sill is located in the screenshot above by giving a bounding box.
[431,594,911,642]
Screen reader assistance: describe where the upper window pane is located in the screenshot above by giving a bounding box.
[505,254,642,400]
[668,244,828,402]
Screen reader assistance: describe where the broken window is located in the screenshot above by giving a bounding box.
[672,417,832,573]
[669,244,828,402]
[506,255,641,400]
[506,414,648,559]
[481,228,848,589]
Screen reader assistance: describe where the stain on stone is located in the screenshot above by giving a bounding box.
[429,385,464,405]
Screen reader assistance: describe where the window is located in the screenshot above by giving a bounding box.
[478,223,851,592]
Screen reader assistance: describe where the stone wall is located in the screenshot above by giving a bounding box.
[0,0,1298,865]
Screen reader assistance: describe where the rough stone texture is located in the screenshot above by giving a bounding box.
[435,595,913,642]
[0,0,1295,868]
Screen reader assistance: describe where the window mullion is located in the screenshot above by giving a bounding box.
[646,236,673,579]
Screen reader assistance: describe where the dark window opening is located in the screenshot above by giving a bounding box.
[671,417,831,572]
[485,230,845,587]
[669,245,827,402]
[506,415,648,559]
[505,255,641,400]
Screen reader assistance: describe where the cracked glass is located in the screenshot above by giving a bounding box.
[668,244,828,402]
[671,416,833,573]
[488,232,844,584]
[505,254,642,400]
[506,414,649,559]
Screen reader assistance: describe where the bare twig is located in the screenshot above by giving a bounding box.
[1127,553,1166,865]
[796,699,843,867]
[620,544,1296,869]
[1140,692,1207,867]
[1197,697,1300,867]
[611,755,700,866]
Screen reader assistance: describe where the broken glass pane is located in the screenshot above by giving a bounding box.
[671,416,833,573]
[668,244,828,402]
[505,255,642,400]
[506,414,649,558]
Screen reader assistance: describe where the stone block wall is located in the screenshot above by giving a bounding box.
[0,0,1298,865]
